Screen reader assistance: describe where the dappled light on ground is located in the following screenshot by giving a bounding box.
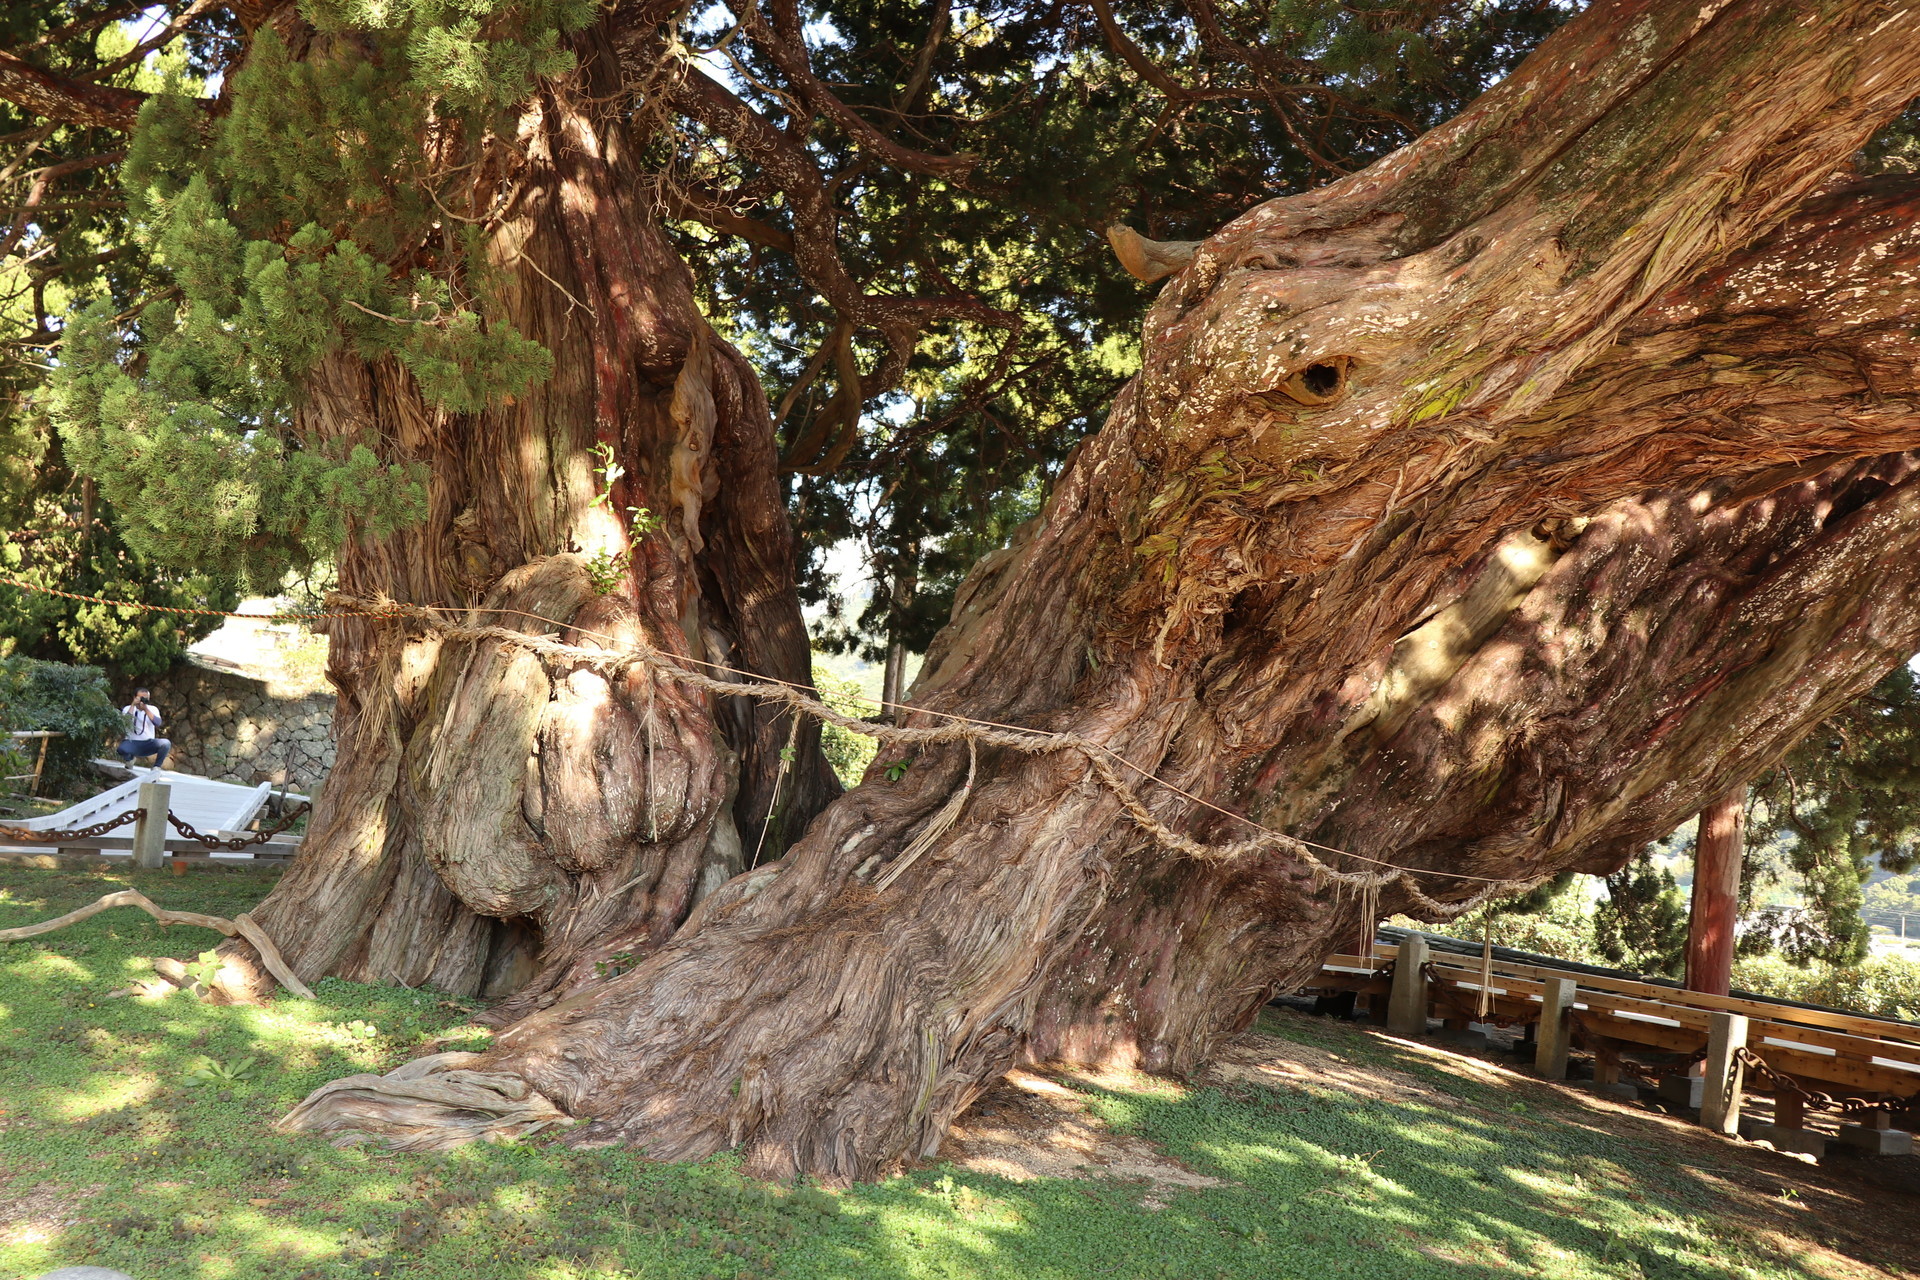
[4,865,1918,1278]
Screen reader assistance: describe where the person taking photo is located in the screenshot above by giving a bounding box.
[117,687,171,771]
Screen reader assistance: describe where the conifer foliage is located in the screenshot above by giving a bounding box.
[49,3,589,588]
[1743,666,1920,965]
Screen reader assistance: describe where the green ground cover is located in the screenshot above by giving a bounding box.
[0,864,1909,1280]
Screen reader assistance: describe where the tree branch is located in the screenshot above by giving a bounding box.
[0,150,126,260]
[80,0,225,86]
[651,177,794,253]
[0,49,149,131]
[670,63,1018,472]
[1084,0,1197,101]
[18,1,150,53]
[734,0,979,178]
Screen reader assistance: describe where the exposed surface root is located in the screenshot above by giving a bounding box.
[0,889,312,998]
[944,1067,1228,1207]
[276,1051,570,1151]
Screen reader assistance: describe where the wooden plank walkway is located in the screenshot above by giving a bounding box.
[1298,931,1920,1157]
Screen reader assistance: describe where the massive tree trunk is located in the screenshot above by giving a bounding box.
[283,0,1920,1178]
[229,25,838,1014]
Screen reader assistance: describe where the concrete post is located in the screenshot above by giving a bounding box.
[1387,932,1430,1037]
[1700,1010,1747,1135]
[1535,975,1578,1080]
[131,781,170,870]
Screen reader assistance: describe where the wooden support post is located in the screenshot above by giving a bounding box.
[1701,1011,1747,1135]
[1772,1087,1804,1131]
[1536,976,1578,1080]
[1593,1042,1622,1086]
[1387,932,1430,1036]
[1686,786,1746,997]
[131,781,170,870]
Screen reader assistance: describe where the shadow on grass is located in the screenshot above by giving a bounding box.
[0,866,1886,1279]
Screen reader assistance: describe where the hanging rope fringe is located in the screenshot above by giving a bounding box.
[874,737,977,892]
[0,575,1539,914]
[749,707,804,869]
[1476,914,1495,1020]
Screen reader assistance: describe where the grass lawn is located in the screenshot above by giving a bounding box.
[2,863,1916,1280]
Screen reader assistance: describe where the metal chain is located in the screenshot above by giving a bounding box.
[1733,1046,1920,1116]
[165,805,310,852]
[0,808,140,844]
[0,803,309,852]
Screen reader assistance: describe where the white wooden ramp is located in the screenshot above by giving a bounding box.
[16,769,284,857]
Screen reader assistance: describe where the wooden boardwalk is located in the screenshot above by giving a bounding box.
[1300,931,1920,1158]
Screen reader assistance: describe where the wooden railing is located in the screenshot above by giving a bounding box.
[3,730,61,797]
[1301,934,1920,1155]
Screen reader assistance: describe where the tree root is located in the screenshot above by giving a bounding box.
[277,1052,570,1150]
[0,889,315,999]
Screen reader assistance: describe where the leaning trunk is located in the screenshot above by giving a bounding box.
[286,0,1920,1180]
[234,29,836,1012]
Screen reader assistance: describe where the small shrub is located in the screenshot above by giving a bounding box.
[0,655,125,794]
[1733,953,1920,1021]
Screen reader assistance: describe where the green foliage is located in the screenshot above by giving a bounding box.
[0,8,244,667]
[1423,875,1605,966]
[302,0,595,110]
[0,476,239,676]
[0,655,125,794]
[1742,664,1920,965]
[39,0,595,589]
[1592,854,1689,978]
[0,864,1889,1280]
[181,1052,259,1087]
[582,443,663,594]
[809,659,879,786]
[1733,953,1920,1023]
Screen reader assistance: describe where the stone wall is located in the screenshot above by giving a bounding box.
[142,658,335,791]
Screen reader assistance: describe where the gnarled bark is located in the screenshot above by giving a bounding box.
[284,0,1920,1180]
[226,26,837,1015]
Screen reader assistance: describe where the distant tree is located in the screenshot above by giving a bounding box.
[1593,856,1689,978]
[1741,665,1920,965]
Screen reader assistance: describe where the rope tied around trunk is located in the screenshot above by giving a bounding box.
[0,571,1538,915]
[326,591,1539,917]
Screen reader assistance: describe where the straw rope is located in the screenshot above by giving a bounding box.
[0,574,1539,915]
[333,591,1536,915]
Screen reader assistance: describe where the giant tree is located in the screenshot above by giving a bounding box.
[14,0,1920,1183]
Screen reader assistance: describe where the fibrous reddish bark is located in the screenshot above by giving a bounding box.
[1686,789,1746,996]
[222,26,838,1014]
[281,0,1920,1180]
